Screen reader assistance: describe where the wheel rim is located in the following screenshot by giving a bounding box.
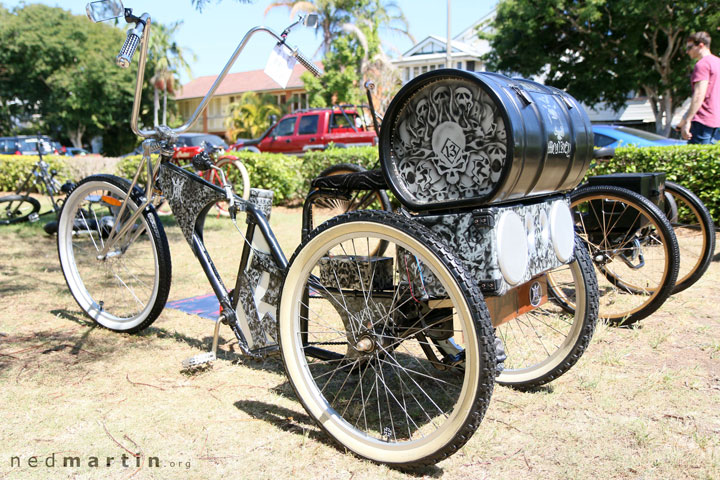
[58,181,161,330]
[1,197,36,222]
[280,220,483,464]
[665,189,708,288]
[571,193,672,321]
[495,259,586,385]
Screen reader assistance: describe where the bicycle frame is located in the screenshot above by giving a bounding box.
[99,12,307,258]
[10,159,63,216]
[94,10,315,355]
[156,161,287,356]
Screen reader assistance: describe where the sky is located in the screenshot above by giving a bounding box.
[2,0,497,83]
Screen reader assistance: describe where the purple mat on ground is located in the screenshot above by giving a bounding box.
[166,293,220,320]
[166,287,322,321]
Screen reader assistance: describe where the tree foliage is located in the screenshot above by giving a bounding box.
[192,0,253,12]
[0,4,160,155]
[485,0,720,135]
[268,0,407,108]
[225,92,284,140]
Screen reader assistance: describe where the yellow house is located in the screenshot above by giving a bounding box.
[175,63,314,140]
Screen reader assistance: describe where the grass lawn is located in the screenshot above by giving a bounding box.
[0,197,718,479]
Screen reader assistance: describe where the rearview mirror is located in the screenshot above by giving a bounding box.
[86,0,124,23]
[304,13,319,29]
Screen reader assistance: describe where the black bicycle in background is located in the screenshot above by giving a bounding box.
[0,136,74,225]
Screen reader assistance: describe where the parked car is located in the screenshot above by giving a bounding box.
[65,147,91,156]
[120,133,228,158]
[171,133,229,161]
[592,124,686,149]
[0,135,56,155]
[230,106,377,155]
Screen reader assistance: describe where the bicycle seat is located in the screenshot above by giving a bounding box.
[310,169,387,192]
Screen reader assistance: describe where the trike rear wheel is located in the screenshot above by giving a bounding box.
[570,185,679,325]
[279,210,496,467]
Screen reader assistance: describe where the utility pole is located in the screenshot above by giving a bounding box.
[446,0,452,68]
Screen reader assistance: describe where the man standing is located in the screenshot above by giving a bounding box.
[678,32,720,144]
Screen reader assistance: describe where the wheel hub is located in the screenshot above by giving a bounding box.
[354,336,376,353]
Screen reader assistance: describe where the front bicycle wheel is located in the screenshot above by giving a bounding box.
[570,185,679,325]
[496,237,599,390]
[663,181,715,294]
[57,175,172,332]
[279,210,496,467]
[0,195,41,224]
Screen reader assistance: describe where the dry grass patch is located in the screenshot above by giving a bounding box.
[1,202,719,479]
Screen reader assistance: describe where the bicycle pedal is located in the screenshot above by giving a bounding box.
[182,352,216,368]
[28,212,40,223]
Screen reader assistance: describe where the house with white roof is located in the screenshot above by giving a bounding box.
[391,12,494,84]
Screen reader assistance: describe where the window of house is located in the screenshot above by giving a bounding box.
[298,115,319,135]
[466,60,476,71]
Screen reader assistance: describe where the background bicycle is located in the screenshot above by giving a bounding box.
[0,136,74,226]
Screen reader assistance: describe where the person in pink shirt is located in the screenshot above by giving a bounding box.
[678,31,720,144]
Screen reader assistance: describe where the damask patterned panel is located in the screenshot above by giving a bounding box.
[318,256,394,291]
[157,163,227,245]
[408,196,572,296]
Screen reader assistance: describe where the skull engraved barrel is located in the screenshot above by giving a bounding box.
[379,69,593,211]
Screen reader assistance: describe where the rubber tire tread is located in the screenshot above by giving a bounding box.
[0,195,41,224]
[664,181,715,294]
[57,174,172,333]
[499,237,599,391]
[279,209,496,468]
[570,184,679,326]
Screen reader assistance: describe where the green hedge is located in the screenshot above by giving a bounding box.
[0,155,71,192]
[588,144,720,221]
[301,145,379,180]
[6,145,720,218]
[116,152,306,205]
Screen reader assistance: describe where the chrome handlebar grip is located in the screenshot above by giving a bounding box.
[117,27,142,68]
[295,50,322,78]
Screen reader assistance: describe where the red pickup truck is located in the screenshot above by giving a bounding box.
[231,106,377,155]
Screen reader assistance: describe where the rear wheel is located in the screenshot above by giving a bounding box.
[279,210,496,467]
[495,237,599,390]
[663,181,715,293]
[0,195,41,224]
[570,185,679,325]
[57,175,172,333]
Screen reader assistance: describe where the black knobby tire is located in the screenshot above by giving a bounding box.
[57,174,172,333]
[663,181,715,294]
[496,237,599,390]
[278,210,496,467]
[570,184,679,325]
[0,195,41,225]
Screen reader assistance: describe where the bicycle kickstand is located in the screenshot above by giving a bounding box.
[182,315,224,368]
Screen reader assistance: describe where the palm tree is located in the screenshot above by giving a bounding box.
[225,92,284,141]
[265,0,413,57]
[147,21,195,126]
